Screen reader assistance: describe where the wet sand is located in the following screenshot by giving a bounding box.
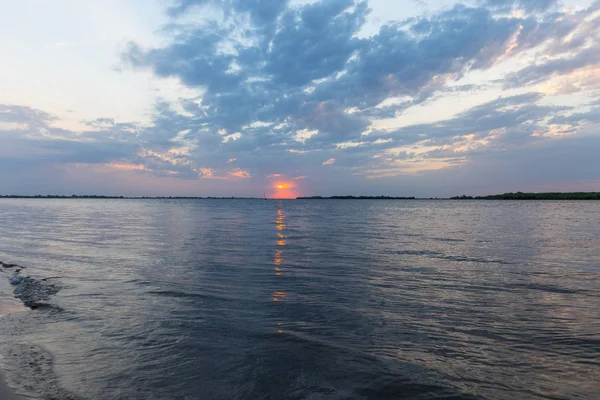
[0,371,28,400]
[0,300,28,316]
[1,268,30,399]
[0,277,28,316]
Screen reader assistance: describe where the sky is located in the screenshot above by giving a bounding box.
[1,0,599,198]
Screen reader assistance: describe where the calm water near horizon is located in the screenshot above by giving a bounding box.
[0,199,599,399]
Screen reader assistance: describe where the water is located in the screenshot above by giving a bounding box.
[0,199,599,399]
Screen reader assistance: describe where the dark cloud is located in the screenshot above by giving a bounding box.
[124,0,543,153]
[0,104,56,127]
[313,4,523,109]
[548,104,600,125]
[263,0,367,86]
[296,101,369,143]
[355,104,408,119]
[84,118,116,127]
[123,27,240,91]
[0,104,140,167]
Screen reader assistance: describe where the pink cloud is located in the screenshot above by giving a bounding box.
[227,169,252,179]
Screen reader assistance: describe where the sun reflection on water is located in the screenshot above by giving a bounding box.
[274,249,282,276]
[274,202,287,332]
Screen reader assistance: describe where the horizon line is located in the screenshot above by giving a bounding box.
[1,192,600,200]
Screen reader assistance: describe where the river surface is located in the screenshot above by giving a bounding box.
[0,199,598,399]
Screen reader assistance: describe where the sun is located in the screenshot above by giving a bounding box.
[268,180,298,199]
[270,181,298,199]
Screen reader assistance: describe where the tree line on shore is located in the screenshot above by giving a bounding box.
[450,192,600,200]
[297,196,417,200]
[0,195,257,199]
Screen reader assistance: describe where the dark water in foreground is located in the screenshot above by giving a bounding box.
[0,199,599,399]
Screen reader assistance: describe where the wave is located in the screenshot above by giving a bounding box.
[5,270,63,311]
[1,260,62,311]
[389,250,513,265]
[508,282,588,295]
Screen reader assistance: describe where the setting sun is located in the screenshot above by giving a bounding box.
[267,181,297,199]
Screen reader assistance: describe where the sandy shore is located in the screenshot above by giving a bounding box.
[0,370,28,400]
[0,280,28,316]
[0,269,31,399]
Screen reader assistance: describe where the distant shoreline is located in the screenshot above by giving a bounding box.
[298,192,600,200]
[448,192,600,200]
[297,196,417,200]
[0,192,599,200]
[0,195,261,200]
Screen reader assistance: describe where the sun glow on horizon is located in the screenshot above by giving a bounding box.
[269,181,297,199]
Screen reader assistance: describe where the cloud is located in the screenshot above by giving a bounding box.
[227,168,252,179]
[0,104,56,126]
[0,104,141,166]
[373,92,565,144]
[168,0,290,29]
[263,0,368,87]
[481,0,558,12]
[198,168,215,177]
[504,44,600,89]
[293,128,318,144]
[548,102,600,125]
[316,5,522,106]
[346,92,581,177]
[3,1,600,196]
[124,1,538,146]
[120,0,600,166]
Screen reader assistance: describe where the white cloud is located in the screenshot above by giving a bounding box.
[293,129,318,143]
[222,132,242,143]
